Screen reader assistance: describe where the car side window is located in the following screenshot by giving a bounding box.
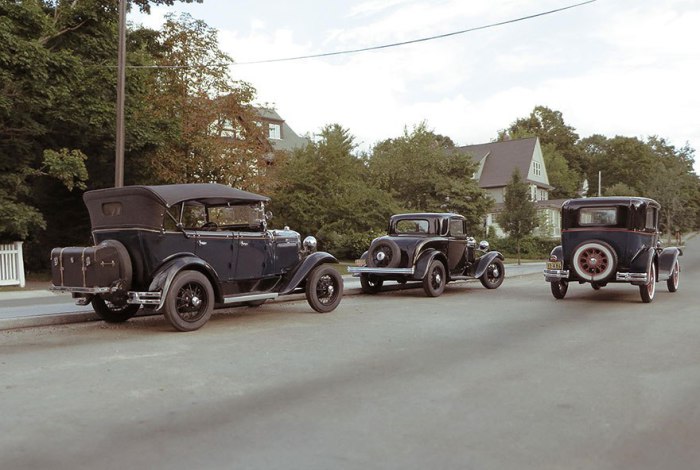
[181,203,207,229]
[645,207,657,230]
[449,219,465,237]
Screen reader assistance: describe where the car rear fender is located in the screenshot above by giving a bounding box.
[657,247,682,281]
[473,251,505,279]
[549,245,564,262]
[628,246,655,275]
[148,255,221,310]
[278,252,339,295]
[413,249,447,280]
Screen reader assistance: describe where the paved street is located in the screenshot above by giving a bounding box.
[1,244,698,470]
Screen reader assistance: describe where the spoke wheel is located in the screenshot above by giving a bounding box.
[306,265,343,313]
[639,263,656,303]
[423,259,446,297]
[479,258,505,289]
[667,260,680,293]
[164,271,214,332]
[572,241,617,282]
[360,274,383,294]
[91,296,139,323]
[550,280,568,299]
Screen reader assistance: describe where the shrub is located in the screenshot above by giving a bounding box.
[489,235,558,260]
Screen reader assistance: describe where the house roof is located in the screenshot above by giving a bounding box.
[255,107,309,152]
[456,137,551,189]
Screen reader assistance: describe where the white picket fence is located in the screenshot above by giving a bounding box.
[0,242,26,287]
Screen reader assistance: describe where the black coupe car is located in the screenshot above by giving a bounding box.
[543,196,682,302]
[51,184,343,331]
[348,213,505,297]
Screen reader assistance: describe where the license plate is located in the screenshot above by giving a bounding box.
[547,261,562,270]
[354,259,367,267]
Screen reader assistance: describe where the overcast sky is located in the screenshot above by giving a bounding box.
[132,0,700,172]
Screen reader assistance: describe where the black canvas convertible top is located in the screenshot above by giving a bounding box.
[83,184,269,230]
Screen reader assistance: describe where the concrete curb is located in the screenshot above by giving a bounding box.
[0,263,545,331]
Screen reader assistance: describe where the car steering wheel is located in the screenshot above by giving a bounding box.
[200,221,218,230]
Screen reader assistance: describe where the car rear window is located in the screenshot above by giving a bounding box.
[578,207,617,226]
[395,219,429,234]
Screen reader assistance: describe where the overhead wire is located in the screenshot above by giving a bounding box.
[124,0,597,69]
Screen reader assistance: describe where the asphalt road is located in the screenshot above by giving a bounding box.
[1,241,698,470]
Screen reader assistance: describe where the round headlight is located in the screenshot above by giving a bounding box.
[303,236,317,252]
[478,240,490,251]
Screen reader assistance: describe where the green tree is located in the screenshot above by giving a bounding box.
[369,122,492,229]
[499,106,584,197]
[604,182,637,197]
[497,170,538,264]
[270,124,397,256]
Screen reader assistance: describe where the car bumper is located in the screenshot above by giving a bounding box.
[544,270,648,283]
[348,266,415,276]
[543,269,569,282]
[615,272,648,283]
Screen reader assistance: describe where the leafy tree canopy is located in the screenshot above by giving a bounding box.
[496,169,538,263]
[369,122,492,229]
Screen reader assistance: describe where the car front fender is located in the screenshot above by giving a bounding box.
[413,249,447,280]
[473,251,505,279]
[277,252,339,295]
[148,255,221,310]
[657,247,683,281]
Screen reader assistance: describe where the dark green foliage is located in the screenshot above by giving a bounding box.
[369,123,493,229]
[497,170,539,264]
[270,125,397,254]
[490,236,558,260]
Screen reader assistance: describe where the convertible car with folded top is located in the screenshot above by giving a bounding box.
[51,184,343,331]
[543,196,682,303]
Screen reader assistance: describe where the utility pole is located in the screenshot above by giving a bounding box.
[115,0,127,187]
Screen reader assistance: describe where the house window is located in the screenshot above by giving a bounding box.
[268,123,281,140]
[532,161,542,176]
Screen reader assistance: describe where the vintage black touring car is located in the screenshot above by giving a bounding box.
[50,184,343,331]
[348,213,505,297]
[543,197,682,303]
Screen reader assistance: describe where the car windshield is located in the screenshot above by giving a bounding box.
[578,207,617,226]
[208,203,264,229]
[165,201,265,230]
[395,219,429,234]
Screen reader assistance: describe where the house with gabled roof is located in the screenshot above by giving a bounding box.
[456,137,563,238]
[255,107,309,152]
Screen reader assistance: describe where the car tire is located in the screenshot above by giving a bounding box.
[91,296,140,323]
[479,258,505,289]
[666,259,680,293]
[306,265,343,313]
[639,262,656,303]
[422,259,446,297]
[367,239,401,268]
[550,280,568,299]
[571,240,617,282]
[360,274,383,294]
[163,271,214,332]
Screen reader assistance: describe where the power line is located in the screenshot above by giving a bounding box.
[125,0,597,69]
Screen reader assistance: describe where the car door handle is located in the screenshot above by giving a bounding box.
[197,240,207,246]
[240,241,249,246]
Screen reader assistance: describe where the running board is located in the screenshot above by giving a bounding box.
[222,292,279,304]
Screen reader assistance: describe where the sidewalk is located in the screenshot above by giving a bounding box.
[0,263,546,331]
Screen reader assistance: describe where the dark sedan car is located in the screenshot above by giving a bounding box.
[543,196,682,303]
[51,184,343,331]
[348,213,505,297]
